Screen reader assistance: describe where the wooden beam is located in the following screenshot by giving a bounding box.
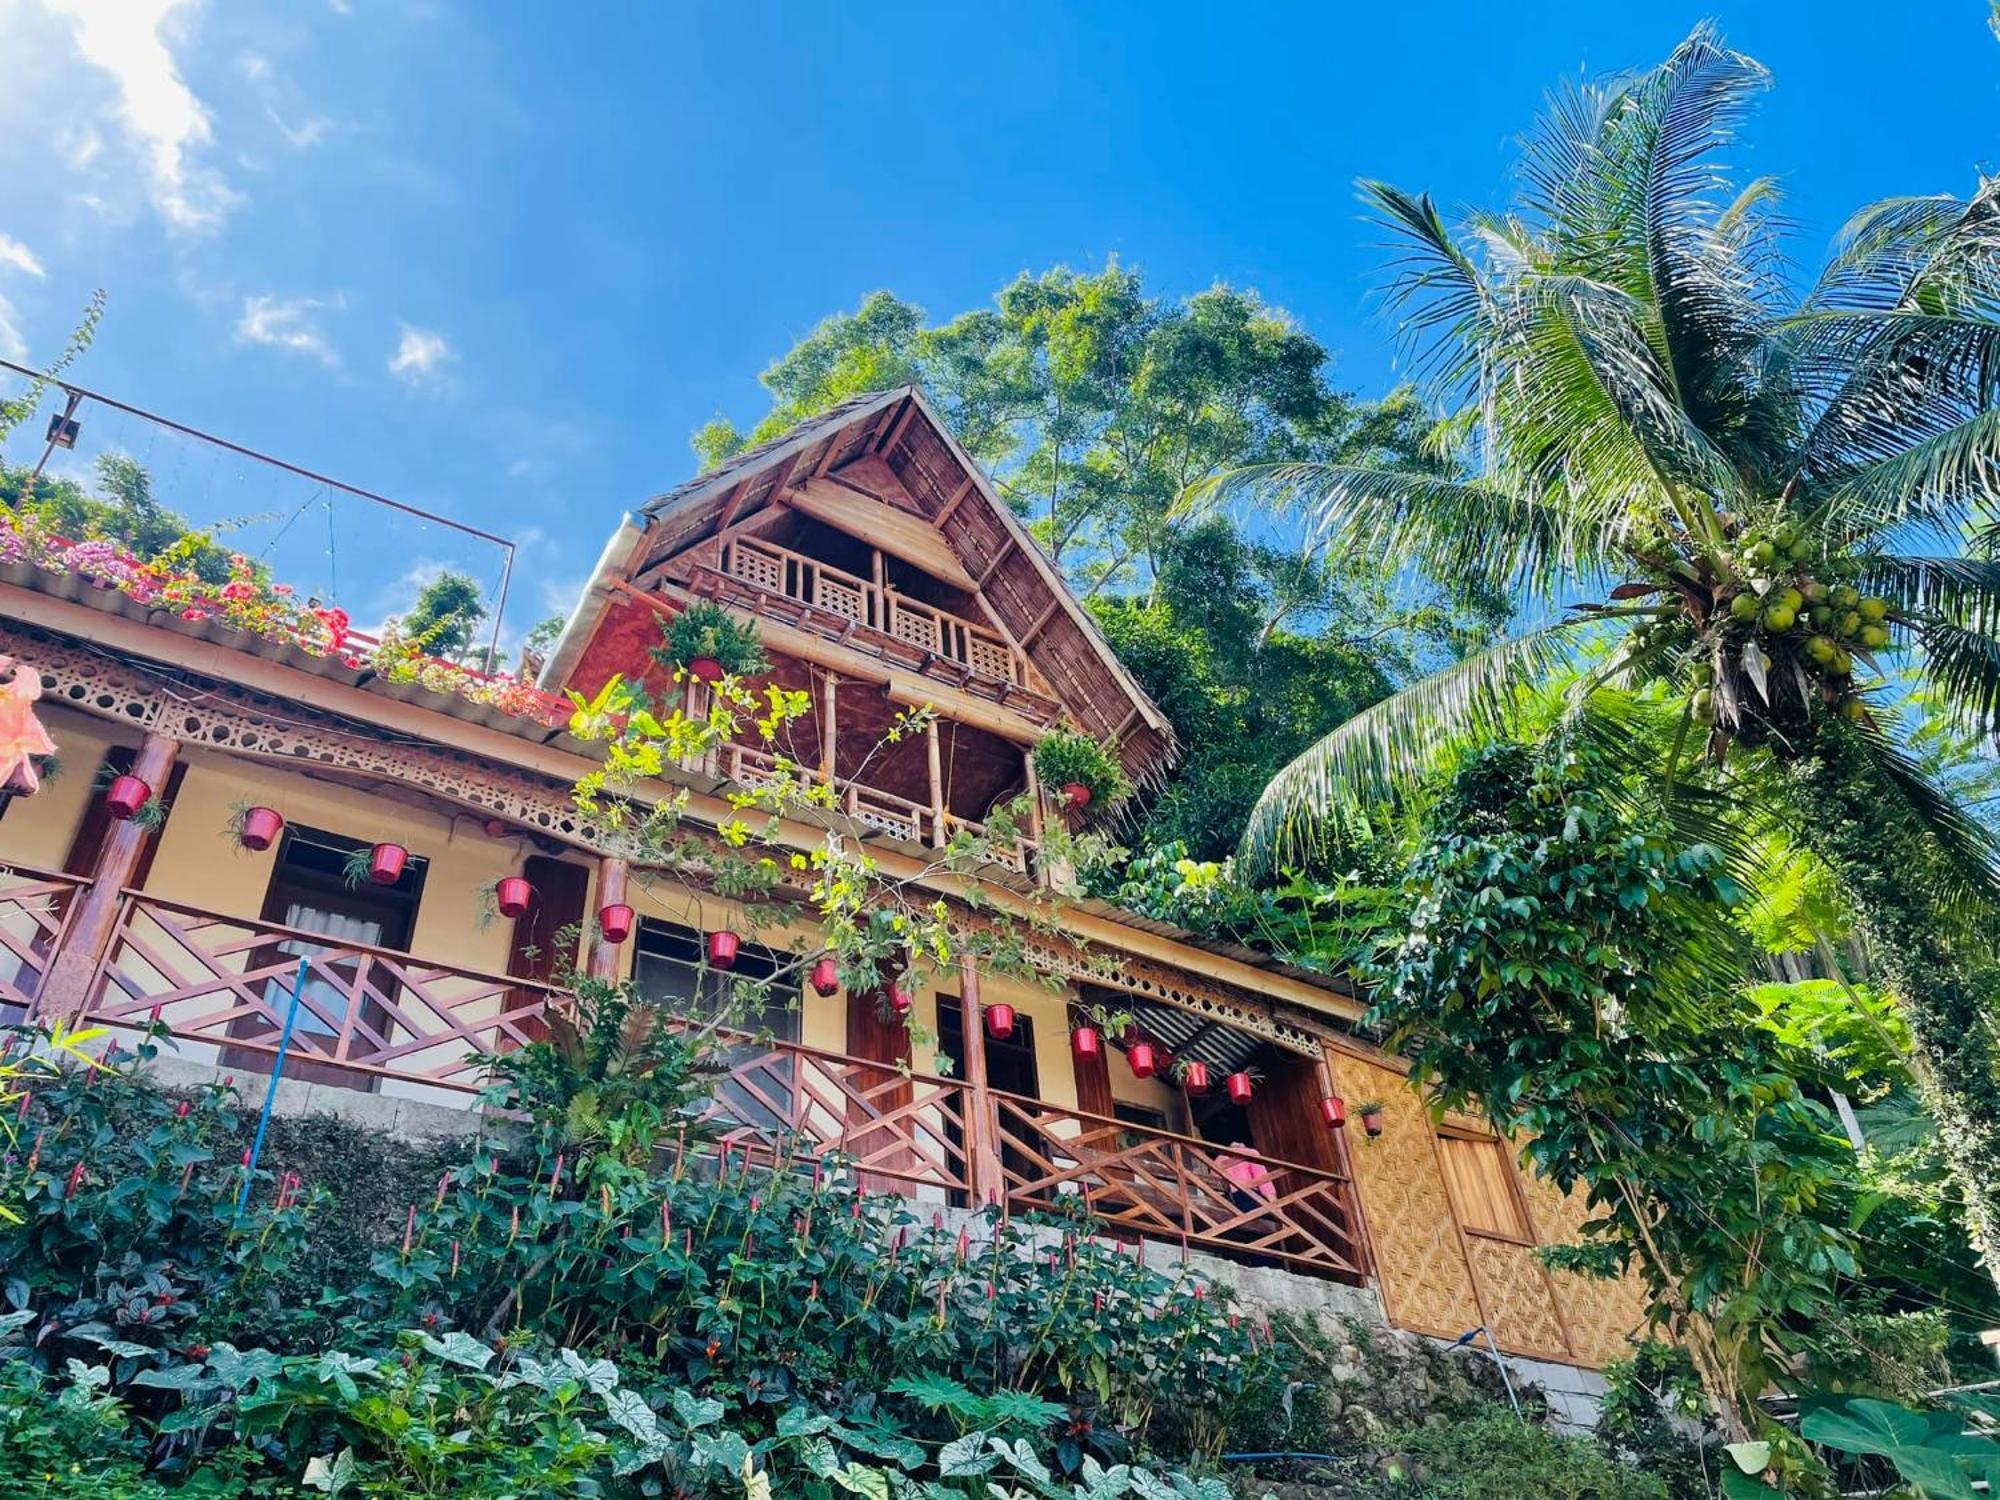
[933,473,976,527]
[1020,599,1061,644]
[819,672,839,781]
[811,433,842,479]
[926,717,945,846]
[875,397,918,456]
[750,450,804,525]
[712,477,752,534]
[958,956,1006,1206]
[976,541,1017,589]
[588,857,629,982]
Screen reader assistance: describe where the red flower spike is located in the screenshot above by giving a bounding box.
[434,1173,449,1209]
[684,1228,693,1255]
[65,1161,85,1194]
[175,1101,190,1118]
[1230,1313,1240,1331]
[749,1195,759,1214]
[809,1278,818,1301]
[14,1092,29,1121]
[508,1205,519,1241]
[450,1240,461,1277]
[402,1204,416,1255]
[548,1154,565,1193]
[1094,1291,1104,1314]
[956,1229,969,1263]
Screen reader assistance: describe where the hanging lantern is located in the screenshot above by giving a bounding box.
[708,929,741,968]
[1318,1095,1347,1130]
[1181,1060,1210,1094]
[104,774,150,821]
[1127,1041,1157,1079]
[809,956,840,996]
[985,1003,1015,1040]
[495,877,534,919]
[239,806,284,851]
[687,655,724,684]
[1071,1025,1101,1061]
[1226,1071,1254,1106]
[368,842,409,885]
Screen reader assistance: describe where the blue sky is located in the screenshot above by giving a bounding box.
[1,1,1996,650]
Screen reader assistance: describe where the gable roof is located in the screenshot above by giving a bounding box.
[538,386,1177,786]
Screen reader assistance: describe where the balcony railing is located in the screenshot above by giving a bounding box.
[717,536,1028,687]
[80,890,563,1092]
[0,862,83,1012]
[32,889,1358,1280]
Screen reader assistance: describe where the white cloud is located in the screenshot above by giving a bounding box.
[267,108,333,149]
[42,0,237,232]
[0,296,27,362]
[0,236,47,279]
[236,294,340,367]
[388,324,452,385]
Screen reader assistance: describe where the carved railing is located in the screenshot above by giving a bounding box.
[988,1092,1366,1282]
[81,892,566,1091]
[0,863,85,1013]
[720,536,1027,686]
[687,1030,972,1198]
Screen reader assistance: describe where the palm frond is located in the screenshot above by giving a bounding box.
[1807,180,2000,314]
[1834,719,2000,913]
[1864,555,2000,633]
[1180,463,1604,605]
[1817,408,2000,541]
[1910,615,2000,742]
[1237,618,1591,872]
[1359,180,1492,401]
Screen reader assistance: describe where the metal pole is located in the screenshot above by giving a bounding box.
[487,541,516,671]
[1458,1327,1524,1420]
[237,956,310,1215]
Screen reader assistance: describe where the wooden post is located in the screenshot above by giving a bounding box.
[587,856,629,982]
[927,717,946,846]
[819,672,839,782]
[958,956,1005,1207]
[40,731,179,1021]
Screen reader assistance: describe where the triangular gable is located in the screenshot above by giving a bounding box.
[539,386,1177,788]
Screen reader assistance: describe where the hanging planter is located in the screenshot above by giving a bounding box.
[809,956,840,997]
[598,903,634,944]
[1319,1095,1347,1130]
[984,1003,1015,1041]
[1357,1099,1387,1138]
[655,600,769,683]
[888,984,912,1018]
[227,803,284,851]
[1179,1060,1211,1095]
[1225,1071,1255,1106]
[343,842,409,888]
[104,774,151,821]
[1062,781,1092,809]
[495,877,534,920]
[687,655,724,684]
[1031,729,1132,815]
[1071,1024,1102,1061]
[707,929,741,969]
[1127,1041,1157,1080]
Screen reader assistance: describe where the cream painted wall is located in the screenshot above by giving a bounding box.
[0,708,119,872]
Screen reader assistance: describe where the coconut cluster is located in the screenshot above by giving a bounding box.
[1692,523,1894,729]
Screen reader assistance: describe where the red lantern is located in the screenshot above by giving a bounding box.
[105,774,150,821]
[687,655,724,684]
[1181,1061,1210,1094]
[368,843,408,885]
[1226,1071,1254,1106]
[1127,1041,1157,1079]
[495,877,533,919]
[1071,1025,1101,1061]
[1362,1108,1386,1138]
[889,985,912,1017]
[1319,1095,1347,1130]
[809,956,840,996]
[985,1003,1015,1040]
[239,806,283,851]
[708,929,741,968]
[598,903,634,943]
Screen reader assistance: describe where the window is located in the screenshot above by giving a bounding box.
[1113,1103,1169,1132]
[630,920,799,1042]
[1437,1132,1531,1241]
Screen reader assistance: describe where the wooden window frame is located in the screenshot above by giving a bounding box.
[1435,1126,1537,1246]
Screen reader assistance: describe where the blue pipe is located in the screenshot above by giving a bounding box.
[236,956,310,1214]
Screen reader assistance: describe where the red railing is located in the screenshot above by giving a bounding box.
[0,862,85,1012]
[81,891,565,1092]
[989,1092,1366,1282]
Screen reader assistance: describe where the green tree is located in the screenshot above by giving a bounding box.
[399,570,488,663]
[1200,24,2000,1290]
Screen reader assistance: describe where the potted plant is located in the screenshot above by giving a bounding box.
[888,984,912,1018]
[656,600,768,684]
[343,842,409,888]
[1126,1039,1158,1080]
[1068,1001,1133,1067]
[598,902,635,943]
[707,928,741,968]
[1070,1022,1102,1061]
[1175,1058,1211,1094]
[808,955,840,997]
[104,773,152,822]
[1356,1099,1387,1138]
[1318,1095,1347,1130]
[227,801,285,852]
[1031,729,1132,811]
[494,876,534,920]
[984,1002,1015,1040]
[1225,1070,1255,1106]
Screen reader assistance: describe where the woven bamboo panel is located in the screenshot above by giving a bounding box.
[1515,1164,1655,1368]
[1464,1236,1572,1361]
[1335,1055,1483,1339]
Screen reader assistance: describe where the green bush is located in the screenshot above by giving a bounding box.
[656,599,769,677]
[1364,1411,1669,1500]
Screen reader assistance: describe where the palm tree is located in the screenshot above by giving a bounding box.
[1197,25,2000,1288]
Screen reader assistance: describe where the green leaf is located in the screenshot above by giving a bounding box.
[829,1465,890,1500]
[303,1449,357,1497]
[672,1388,726,1430]
[418,1330,494,1371]
[938,1431,996,1478]
[1724,1441,1771,1475]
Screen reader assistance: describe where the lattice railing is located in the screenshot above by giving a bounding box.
[0,862,85,1013]
[989,1093,1366,1283]
[82,893,566,1091]
[691,1033,972,1197]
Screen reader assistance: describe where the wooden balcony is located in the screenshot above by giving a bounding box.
[17,881,1362,1282]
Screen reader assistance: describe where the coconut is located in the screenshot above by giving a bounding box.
[1858,598,1888,624]
[1860,624,1890,650]
[1762,604,1797,631]
[1805,636,1837,665]
[1728,592,1760,622]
